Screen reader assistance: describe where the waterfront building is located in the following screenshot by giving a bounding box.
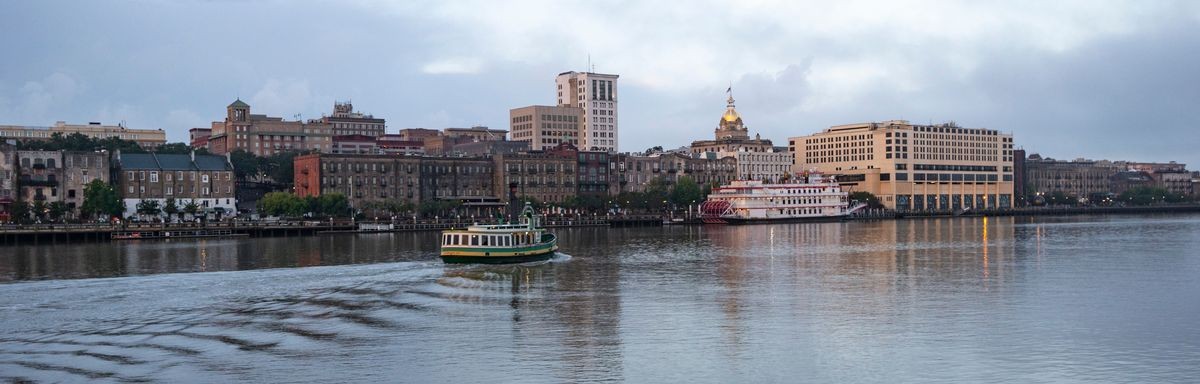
[1022,154,1121,202]
[15,151,65,205]
[556,71,619,152]
[294,154,422,206]
[295,154,502,216]
[1128,162,1192,197]
[493,150,577,204]
[0,143,14,221]
[207,99,333,156]
[113,151,237,218]
[319,102,385,137]
[509,105,584,150]
[0,121,166,148]
[688,91,789,182]
[788,120,1016,211]
[611,152,738,194]
[61,150,110,216]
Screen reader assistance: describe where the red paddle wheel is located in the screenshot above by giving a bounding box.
[699,200,732,224]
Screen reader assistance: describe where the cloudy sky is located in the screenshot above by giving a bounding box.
[2,1,1198,165]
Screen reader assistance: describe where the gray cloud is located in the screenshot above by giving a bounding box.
[1,1,1197,167]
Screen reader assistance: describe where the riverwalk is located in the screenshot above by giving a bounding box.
[3,206,1198,245]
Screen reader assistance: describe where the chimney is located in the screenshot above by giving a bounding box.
[190,150,195,163]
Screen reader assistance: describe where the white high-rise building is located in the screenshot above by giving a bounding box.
[556,71,619,152]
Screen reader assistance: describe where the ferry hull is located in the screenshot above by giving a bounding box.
[719,215,847,224]
[440,241,558,264]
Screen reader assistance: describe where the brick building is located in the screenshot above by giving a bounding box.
[114,151,237,218]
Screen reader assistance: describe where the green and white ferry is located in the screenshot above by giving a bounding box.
[439,204,559,264]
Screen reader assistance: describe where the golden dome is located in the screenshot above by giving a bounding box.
[721,95,741,123]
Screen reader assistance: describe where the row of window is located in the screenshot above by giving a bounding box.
[128,171,230,183]
[442,232,540,247]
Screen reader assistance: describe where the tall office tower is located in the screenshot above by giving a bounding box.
[556,71,619,152]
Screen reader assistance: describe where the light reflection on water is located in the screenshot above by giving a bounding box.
[1,214,1199,383]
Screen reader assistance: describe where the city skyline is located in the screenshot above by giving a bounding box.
[2,1,1198,166]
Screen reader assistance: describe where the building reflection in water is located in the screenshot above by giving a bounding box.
[0,232,444,282]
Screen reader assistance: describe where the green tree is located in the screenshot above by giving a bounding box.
[153,143,196,154]
[317,193,351,217]
[136,199,162,218]
[9,201,31,224]
[163,198,180,221]
[644,177,670,212]
[259,192,306,216]
[228,149,260,180]
[81,180,124,220]
[31,200,47,221]
[849,191,884,209]
[669,176,704,208]
[183,200,200,218]
[48,201,69,222]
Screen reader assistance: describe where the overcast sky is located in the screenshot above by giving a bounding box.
[2,1,1198,166]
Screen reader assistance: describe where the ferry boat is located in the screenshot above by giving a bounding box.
[700,173,866,224]
[439,204,558,264]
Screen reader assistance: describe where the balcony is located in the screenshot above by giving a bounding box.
[21,179,58,187]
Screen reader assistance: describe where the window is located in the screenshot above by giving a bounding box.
[202,174,209,183]
[150,172,158,183]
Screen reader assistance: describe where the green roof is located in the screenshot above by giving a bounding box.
[228,99,249,108]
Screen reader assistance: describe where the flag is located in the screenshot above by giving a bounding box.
[726,86,731,93]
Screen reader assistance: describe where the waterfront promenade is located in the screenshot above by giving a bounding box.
[3,205,1199,245]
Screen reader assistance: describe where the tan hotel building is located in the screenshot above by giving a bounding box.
[0,121,166,148]
[509,105,583,151]
[788,120,1016,211]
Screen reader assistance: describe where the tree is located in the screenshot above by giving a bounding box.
[81,180,124,220]
[48,201,69,222]
[644,177,670,212]
[183,200,200,218]
[849,191,884,209]
[317,193,351,217]
[9,201,31,224]
[136,199,162,219]
[31,200,47,221]
[259,192,306,217]
[153,143,195,154]
[229,149,260,180]
[163,198,180,221]
[669,176,704,208]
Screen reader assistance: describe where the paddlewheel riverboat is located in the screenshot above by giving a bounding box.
[700,173,866,224]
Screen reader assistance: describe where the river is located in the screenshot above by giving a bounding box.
[2,214,1199,383]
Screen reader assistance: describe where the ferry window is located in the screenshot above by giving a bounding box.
[482,236,489,246]
[471,235,479,246]
[454,235,460,245]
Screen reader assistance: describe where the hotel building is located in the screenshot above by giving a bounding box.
[207,99,333,156]
[0,121,166,148]
[509,105,584,150]
[788,120,1016,211]
[556,71,619,152]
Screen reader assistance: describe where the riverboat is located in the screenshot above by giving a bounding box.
[700,173,866,224]
[439,204,558,264]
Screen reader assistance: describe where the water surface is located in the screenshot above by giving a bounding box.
[2,214,1199,383]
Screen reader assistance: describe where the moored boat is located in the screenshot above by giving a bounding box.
[439,204,558,264]
[700,172,867,224]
